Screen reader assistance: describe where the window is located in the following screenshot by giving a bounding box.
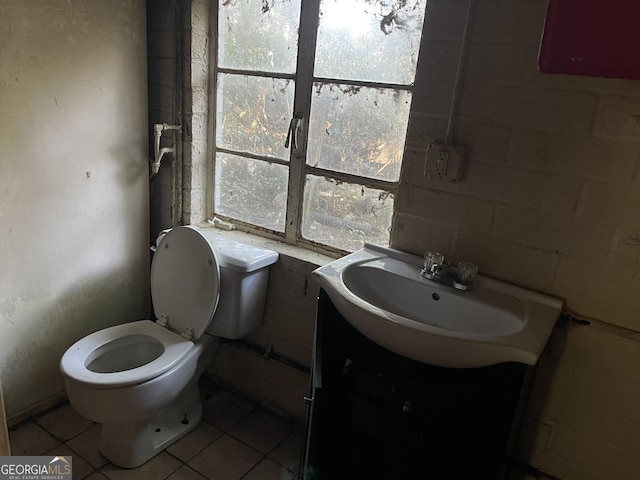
[212,0,427,253]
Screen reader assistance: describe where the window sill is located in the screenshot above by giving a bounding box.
[195,223,338,268]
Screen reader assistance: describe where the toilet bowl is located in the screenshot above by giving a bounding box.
[60,226,278,468]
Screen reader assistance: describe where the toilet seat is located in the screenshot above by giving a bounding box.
[151,226,221,340]
[60,320,193,388]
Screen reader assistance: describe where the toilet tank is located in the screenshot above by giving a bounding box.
[193,227,279,339]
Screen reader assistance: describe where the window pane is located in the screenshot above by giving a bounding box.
[218,0,300,74]
[215,152,288,232]
[315,0,427,84]
[216,73,294,160]
[301,175,394,251]
[307,83,411,182]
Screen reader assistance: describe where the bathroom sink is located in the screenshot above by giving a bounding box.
[312,244,563,368]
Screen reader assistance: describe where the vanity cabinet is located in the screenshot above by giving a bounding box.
[301,290,534,480]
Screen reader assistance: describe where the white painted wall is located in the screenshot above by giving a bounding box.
[0,0,150,418]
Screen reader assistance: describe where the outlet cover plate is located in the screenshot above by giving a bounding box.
[424,143,466,183]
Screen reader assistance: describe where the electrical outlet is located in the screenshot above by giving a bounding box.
[436,150,449,177]
[424,143,466,183]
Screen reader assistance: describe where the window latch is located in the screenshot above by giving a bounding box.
[284,115,302,149]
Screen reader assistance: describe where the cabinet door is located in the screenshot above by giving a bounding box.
[299,294,325,479]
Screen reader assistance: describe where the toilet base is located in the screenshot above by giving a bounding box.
[99,381,203,468]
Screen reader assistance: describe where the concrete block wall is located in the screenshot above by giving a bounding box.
[148,0,209,238]
[148,0,183,238]
[398,0,640,329]
[395,0,640,478]
[517,324,640,479]
[184,0,211,226]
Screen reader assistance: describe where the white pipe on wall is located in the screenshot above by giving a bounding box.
[444,0,477,145]
[151,123,181,176]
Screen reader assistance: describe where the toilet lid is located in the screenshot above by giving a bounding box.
[151,227,220,340]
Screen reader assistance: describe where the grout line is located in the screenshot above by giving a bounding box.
[162,454,184,480]
[236,453,269,480]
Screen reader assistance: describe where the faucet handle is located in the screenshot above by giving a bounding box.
[455,261,478,286]
[423,251,445,272]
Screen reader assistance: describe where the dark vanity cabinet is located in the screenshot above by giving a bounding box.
[301,290,534,480]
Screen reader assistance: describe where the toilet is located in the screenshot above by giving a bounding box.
[59,226,278,468]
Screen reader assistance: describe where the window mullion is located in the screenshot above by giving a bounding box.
[312,76,413,91]
[217,67,295,81]
[305,165,399,194]
[284,0,321,244]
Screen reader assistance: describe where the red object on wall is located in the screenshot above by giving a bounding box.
[539,0,640,80]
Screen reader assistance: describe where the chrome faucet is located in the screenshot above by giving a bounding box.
[425,262,455,280]
[420,252,477,291]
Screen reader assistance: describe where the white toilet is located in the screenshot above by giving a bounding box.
[60,226,278,468]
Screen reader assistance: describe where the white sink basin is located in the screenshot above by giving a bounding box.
[312,244,563,368]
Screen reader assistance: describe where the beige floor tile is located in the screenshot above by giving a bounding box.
[66,425,109,469]
[165,465,208,480]
[229,409,293,454]
[188,434,262,480]
[241,458,296,480]
[100,452,182,480]
[9,388,302,480]
[37,403,95,441]
[9,422,60,455]
[269,430,303,473]
[167,421,223,462]
[44,443,95,480]
[202,390,255,432]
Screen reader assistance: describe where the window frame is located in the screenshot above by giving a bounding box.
[209,0,417,257]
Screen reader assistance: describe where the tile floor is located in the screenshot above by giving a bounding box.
[8,384,303,480]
